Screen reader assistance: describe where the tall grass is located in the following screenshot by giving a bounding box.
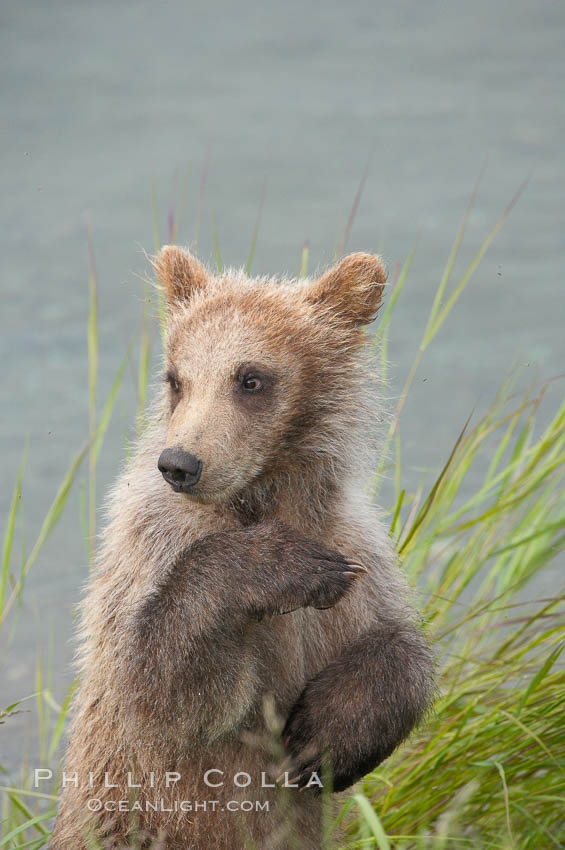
[342,374,565,849]
[1,182,563,849]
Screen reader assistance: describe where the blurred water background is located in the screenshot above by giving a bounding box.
[1,0,564,772]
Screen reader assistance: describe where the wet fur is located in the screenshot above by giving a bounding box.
[51,250,433,849]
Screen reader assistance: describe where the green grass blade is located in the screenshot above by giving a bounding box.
[0,442,88,627]
[212,208,222,273]
[47,678,79,760]
[0,449,27,615]
[422,162,485,345]
[6,794,47,836]
[92,343,132,467]
[351,793,391,850]
[0,810,56,847]
[137,307,151,434]
[425,178,529,345]
[516,643,564,718]
[245,178,266,275]
[87,226,98,565]
[299,240,310,278]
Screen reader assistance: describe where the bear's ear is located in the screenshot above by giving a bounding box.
[153,245,209,308]
[305,252,387,327]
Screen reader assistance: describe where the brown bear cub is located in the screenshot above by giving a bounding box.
[51,249,433,850]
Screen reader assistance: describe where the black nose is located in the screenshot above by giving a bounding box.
[158,447,203,492]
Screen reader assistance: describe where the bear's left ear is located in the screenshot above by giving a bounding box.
[153,245,209,309]
[304,253,387,327]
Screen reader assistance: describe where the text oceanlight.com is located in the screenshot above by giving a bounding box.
[86,799,270,813]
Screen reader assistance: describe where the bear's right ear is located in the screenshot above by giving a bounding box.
[153,245,209,308]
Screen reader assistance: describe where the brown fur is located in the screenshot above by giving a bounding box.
[51,249,433,850]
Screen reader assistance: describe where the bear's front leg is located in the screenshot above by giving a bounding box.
[282,620,434,791]
[121,520,366,740]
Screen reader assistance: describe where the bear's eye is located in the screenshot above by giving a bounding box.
[241,375,263,393]
[165,371,181,393]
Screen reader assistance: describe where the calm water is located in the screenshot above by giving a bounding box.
[1,0,564,772]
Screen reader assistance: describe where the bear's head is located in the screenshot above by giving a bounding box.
[153,246,386,510]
